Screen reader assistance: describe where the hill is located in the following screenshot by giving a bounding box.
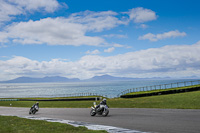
[0,75,171,83]
[0,76,80,83]
[85,74,138,81]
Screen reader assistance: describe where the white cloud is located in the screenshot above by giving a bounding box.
[0,0,22,23]
[78,41,200,78]
[139,30,187,41]
[0,7,158,47]
[113,43,124,47]
[103,34,127,38]
[69,10,128,32]
[10,0,59,12]
[0,17,105,46]
[128,7,157,23]
[1,41,200,80]
[136,24,148,29]
[0,9,131,46]
[86,49,101,55]
[0,0,60,23]
[104,47,115,53]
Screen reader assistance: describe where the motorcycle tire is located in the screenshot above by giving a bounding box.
[33,110,36,114]
[90,109,96,116]
[102,110,109,117]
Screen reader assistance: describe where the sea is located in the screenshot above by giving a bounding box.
[0,79,199,98]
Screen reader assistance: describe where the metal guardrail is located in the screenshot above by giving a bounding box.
[19,97,101,101]
[54,93,106,98]
[0,93,106,100]
[25,93,107,99]
[117,80,200,97]
[63,93,105,97]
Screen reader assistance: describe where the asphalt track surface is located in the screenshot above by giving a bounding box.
[0,107,200,133]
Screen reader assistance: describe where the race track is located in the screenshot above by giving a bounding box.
[0,107,200,133]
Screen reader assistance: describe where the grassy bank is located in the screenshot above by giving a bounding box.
[0,115,106,133]
[0,91,200,109]
[123,84,200,96]
[109,91,200,109]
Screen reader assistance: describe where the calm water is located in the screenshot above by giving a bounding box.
[0,79,199,98]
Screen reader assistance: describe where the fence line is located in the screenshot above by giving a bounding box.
[51,93,106,98]
[117,80,200,97]
[0,93,106,99]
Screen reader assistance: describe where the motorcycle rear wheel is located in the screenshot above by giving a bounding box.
[90,109,96,116]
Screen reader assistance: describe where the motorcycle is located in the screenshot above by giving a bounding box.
[90,102,109,117]
[29,105,39,115]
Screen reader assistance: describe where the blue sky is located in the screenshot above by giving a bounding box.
[0,0,200,80]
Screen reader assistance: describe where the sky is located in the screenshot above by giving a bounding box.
[0,0,200,80]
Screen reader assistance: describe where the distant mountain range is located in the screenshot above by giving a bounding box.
[85,75,139,81]
[0,76,80,83]
[0,75,171,83]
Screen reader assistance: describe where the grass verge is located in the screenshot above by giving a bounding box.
[123,84,200,95]
[0,115,107,133]
[109,91,200,109]
[0,91,200,109]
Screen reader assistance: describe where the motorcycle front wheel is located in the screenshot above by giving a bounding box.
[102,110,109,117]
[32,109,37,114]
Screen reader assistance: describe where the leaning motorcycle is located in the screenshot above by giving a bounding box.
[29,105,39,114]
[90,102,109,117]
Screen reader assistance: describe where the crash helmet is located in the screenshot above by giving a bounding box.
[103,98,106,103]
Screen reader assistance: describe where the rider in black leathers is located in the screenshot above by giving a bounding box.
[29,102,39,114]
[31,102,39,110]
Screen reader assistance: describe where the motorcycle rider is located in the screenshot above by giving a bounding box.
[31,102,39,111]
[29,102,39,114]
[95,98,108,112]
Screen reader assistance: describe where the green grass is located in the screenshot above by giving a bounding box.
[108,91,200,109]
[0,115,107,133]
[1,91,200,109]
[0,100,95,108]
[124,84,200,95]
[18,96,102,100]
